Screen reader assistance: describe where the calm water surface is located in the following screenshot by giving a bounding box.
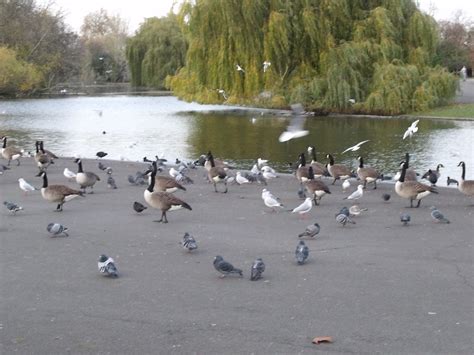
[1,96,473,186]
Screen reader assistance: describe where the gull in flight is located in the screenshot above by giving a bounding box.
[263,61,271,72]
[341,140,370,154]
[217,89,228,100]
[236,64,245,73]
[278,103,309,142]
[403,120,419,140]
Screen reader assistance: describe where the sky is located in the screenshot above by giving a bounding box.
[38,0,472,34]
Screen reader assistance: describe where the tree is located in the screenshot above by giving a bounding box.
[127,14,187,88]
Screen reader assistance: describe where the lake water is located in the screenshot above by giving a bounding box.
[1,96,473,186]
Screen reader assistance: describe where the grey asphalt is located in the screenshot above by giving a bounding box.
[455,78,474,104]
[1,157,473,354]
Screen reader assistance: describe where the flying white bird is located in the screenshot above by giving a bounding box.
[348,98,356,104]
[263,61,271,72]
[278,103,309,142]
[236,64,245,73]
[18,178,36,194]
[341,140,370,154]
[217,89,228,100]
[403,120,419,140]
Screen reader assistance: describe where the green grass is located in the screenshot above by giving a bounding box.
[411,103,474,119]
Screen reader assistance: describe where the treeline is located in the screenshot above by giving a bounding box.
[128,0,471,115]
[0,1,128,97]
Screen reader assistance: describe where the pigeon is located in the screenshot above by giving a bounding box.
[213,255,243,277]
[295,240,309,265]
[175,173,194,185]
[349,205,368,216]
[335,213,356,226]
[133,201,147,213]
[96,151,108,158]
[98,254,118,277]
[46,222,69,237]
[255,172,268,185]
[446,176,459,186]
[250,258,265,281]
[400,213,411,226]
[341,140,370,154]
[63,168,76,180]
[291,197,312,216]
[297,185,306,199]
[0,164,10,174]
[402,120,419,140]
[128,175,138,185]
[236,171,250,185]
[18,178,36,194]
[244,172,257,183]
[98,162,107,171]
[107,175,117,189]
[344,185,364,201]
[338,206,350,217]
[182,232,198,251]
[342,179,350,191]
[430,206,450,224]
[262,189,284,211]
[4,201,23,214]
[298,223,320,238]
[382,193,391,202]
[105,167,113,175]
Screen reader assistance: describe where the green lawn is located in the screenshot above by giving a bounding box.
[411,103,474,119]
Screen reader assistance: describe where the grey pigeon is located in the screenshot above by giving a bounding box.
[0,164,11,174]
[213,255,243,277]
[382,193,391,202]
[98,254,118,277]
[297,185,306,199]
[250,258,265,281]
[430,206,450,224]
[4,201,23,214]
[46,222,69,237]
[107,175,117,189]
[133,201,147,213]
[335,213,355,226]
[400,213,411,226]
[128,175,138,185]
[182,232,198,251]
[96,151,108,158]
[244,172,257,182]
[338,206,350,217]
[446,176,459,186]
[295,240,309,265]
[98,162,107,171]
[105,167,113,175]
[298,223,320,238]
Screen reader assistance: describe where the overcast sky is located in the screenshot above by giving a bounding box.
[38,0,472,34]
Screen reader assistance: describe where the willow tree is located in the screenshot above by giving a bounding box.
[163,0,458,114]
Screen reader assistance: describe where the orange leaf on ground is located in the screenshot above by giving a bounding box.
[312,336,333,344]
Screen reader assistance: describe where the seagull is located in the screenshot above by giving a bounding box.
[291,197,313,217]
[342,179,350,192]
[263,61,271,72]
[257,158,268,169]
[96,151,108,158]
[400,213,411,226]
[169,167,180,178]
[4,201,23,214]
[133,201,147,213]
[236,171,250,185]
[213,255,243,277]
[18,178,36,194]
[63,168,76,181]
[335,213,356,226]
[430,206,450,224]
[262,170,277,180]
[349,205,368,216]
[107,175,117,189]
[250,258,265,281]
[262,189,284,211]
[250,164,259,175]
[343,185,364,201]
[402,120,419,140]
[182,232,198,251]
[295,240,309,265]
[341,140,370,154]
[382,193,391,202]
[217,89,228,100]
[348,98,356,104]
[98,254,118,277]
[46,223,69,237]
[298,223,320,238]
[236,64,245,73]
[278,103,309,142]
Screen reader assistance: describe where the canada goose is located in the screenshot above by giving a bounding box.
[394,153,418,181]
[304,166,331,205]
[307,146,328,177]
[357,156,380,189]
[206,152,228,193]
[39,141,58,160]
[295,153,310,182]
[74,158,100,193]
[1,136,23,166]
[34,141,52,171]
[144,161,192,223]
[326,154,351,185]
[36,171,83,211]
[395,161,437,208]
[421,164,444,186]
[203,151,231,171]
[457,161,474,196]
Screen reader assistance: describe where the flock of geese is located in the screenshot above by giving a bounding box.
[2,131,474,278]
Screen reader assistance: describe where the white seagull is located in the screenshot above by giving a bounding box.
[63,168,77,181]
[341,140,370,154]
[236,171,250,185]
[278,103,309,142]
[217,89,228,100]
[343,185,364,201]
[342,179,351,191]
[263,61,271,72]
[18,178,36,194]
[291,197,313,216]
[403,120,419,140]
[261,189,284,211]
[236,64,245,73]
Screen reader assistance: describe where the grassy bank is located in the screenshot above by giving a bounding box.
[409,103,474,119]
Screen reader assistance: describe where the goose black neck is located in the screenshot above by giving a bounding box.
[308,166,315,179]
[39,142,45,153]
[461,163,465,180]
[359,157,364,168]
[405,153,410,168]
[300,153,306,167]
[35,142,40,154]
[399,162,408,182]
[147,164,157,192]
[42,173,48,188]
[209,154,216,168]
[77,161,83,173]
[328,154,334,166]
[2,137,6,149]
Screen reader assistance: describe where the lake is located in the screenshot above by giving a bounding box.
[1,95,473,186]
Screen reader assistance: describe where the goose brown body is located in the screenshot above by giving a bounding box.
[357,156,380,189]
[37,171,83,211]
[458,161,474,197]
[326,154,351,185]
[1,136,23,166]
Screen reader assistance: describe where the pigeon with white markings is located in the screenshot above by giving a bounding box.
[98,254,118,277]
[182,232,198,251]
[335,213,355,226]
[338,206,350,217]
[4,201,23,214]
[46,223,69,237]
[107,175,117,189]
[295,240,309,265]
[213,255,243,277]
[400,213,411,226]
[250,258,265,281]
[298,223,320,238]
[430,206,450,224]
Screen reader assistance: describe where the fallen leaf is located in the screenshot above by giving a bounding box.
[312,336,333,344]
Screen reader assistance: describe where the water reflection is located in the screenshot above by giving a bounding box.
[1,96,473,186]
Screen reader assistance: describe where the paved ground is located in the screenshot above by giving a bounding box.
[1,157,473,354]
[455,78,474,104]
